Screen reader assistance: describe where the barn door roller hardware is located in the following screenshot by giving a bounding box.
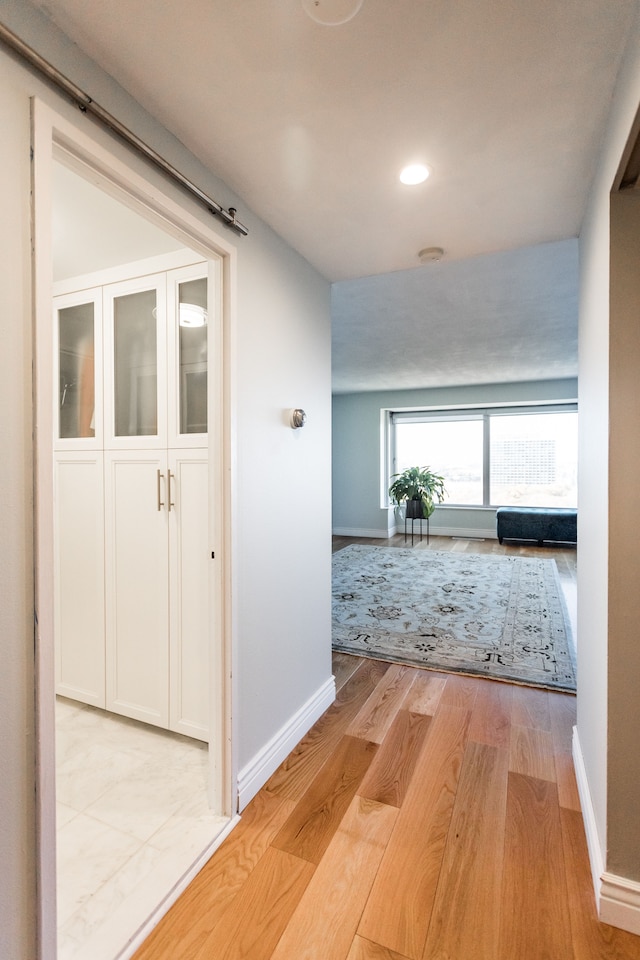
[0,19,248,236]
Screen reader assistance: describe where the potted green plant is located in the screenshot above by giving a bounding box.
[388,465,447,519]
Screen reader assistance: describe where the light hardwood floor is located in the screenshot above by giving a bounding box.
[133,536,640,960]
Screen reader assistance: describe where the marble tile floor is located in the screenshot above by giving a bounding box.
[55,698,230,960]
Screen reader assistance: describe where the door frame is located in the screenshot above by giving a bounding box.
[32,98,237,958]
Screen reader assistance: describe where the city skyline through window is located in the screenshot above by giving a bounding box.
[393,408,577,509]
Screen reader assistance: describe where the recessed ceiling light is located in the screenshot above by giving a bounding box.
[400,164,431,185]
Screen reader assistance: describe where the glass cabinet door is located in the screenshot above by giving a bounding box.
[177,276,208,435]
[113,288,159,437]
[58,300,96,440]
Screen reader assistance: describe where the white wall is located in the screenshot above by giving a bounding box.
[234,225,332,768]
[332,378,578,538]
[0,1,332,955]
[577,3,640,919]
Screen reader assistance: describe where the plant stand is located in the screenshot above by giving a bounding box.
[404,513,430,546]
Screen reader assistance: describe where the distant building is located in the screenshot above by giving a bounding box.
[491,439,556,484]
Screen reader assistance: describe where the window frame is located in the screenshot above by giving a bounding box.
[386,401,578,510]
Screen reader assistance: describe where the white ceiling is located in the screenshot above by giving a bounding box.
[34,0,635,390]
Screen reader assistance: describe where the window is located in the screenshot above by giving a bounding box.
[489,412,577,507]
[390,405,577,509]
[395,418,484,505]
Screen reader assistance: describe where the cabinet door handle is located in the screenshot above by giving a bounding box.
[157,469,165,511]
[168,471,175,512]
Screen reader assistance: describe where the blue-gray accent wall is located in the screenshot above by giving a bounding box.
[332,378,578,538]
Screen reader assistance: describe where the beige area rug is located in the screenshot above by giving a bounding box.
[332,545,576,691]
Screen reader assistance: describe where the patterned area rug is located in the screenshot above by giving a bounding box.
[332,545,576,691]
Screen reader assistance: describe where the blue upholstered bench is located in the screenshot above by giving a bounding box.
[496,506,577,546]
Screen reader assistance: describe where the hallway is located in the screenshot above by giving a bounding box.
[132,644,639,959]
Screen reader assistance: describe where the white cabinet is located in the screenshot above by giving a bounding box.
[54,256,210,741]
[103,448,210,738]
[104,450,170,728]
[54,451,105,706]
[168,450,210,737]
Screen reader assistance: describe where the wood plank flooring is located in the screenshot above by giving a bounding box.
[133,536,640,960]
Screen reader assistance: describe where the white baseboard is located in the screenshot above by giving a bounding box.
[333,525,498,540]
[600,873,640,934]
[237,676,336,811]
[392,524,497,540]
[572,727,604,896]
[332,526,394,538]
[572,727,640,935]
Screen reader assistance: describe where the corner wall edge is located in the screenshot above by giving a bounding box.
[237,676,335,811]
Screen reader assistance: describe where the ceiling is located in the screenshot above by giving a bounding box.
[31,0,635,390]
[331,238,578,392]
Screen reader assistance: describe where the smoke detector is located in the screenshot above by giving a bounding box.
[418,247,444,264]
[301,0,364,25]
